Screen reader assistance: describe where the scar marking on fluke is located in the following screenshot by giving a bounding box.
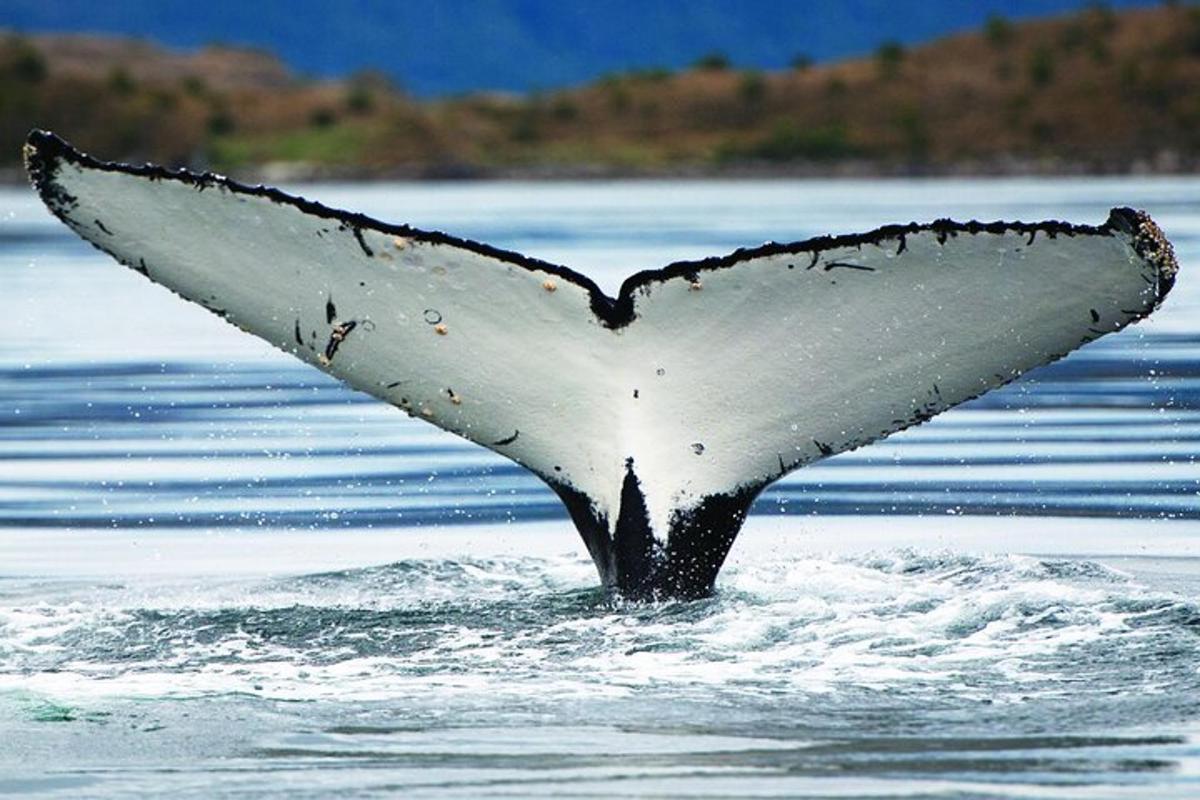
[493,430,520,446]
[825,261,876,272]
[200,300,227,318]
[134,258,149,276]
[325,298,337,324]
[1090,308,1100,323]
[293,319,304,347]
[896,234,907,254]
[814,439,834,456]
[93,218,112,235]
[352,227,373,257]
[423,309,442,325]
[385,380,405,389]
[321,320,357,363]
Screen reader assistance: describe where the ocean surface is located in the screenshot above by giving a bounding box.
[1,177,1199,798]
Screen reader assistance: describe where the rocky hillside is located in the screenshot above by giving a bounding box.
[2,4,1199,178]
[0,0,1153,96]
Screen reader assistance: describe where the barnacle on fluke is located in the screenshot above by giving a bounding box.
[1123,208,1179,294]
[23,129,1179,599]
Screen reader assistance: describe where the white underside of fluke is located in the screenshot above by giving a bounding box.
[25,132,1176,547]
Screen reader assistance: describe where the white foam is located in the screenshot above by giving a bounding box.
[2,519,1197,707]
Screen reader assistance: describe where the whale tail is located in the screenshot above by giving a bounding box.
[24,130,1178,599]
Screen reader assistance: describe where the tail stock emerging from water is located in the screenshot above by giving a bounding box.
[24,130,1178,599]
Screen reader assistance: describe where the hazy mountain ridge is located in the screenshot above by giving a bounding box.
[0,0,1155,96]
[1,4,1197,178]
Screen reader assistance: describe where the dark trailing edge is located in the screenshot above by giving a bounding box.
[22,129,1176,331]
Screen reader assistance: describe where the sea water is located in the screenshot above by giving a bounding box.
[1,177,1198,797]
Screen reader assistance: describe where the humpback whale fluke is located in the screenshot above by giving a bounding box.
[23,130,1179,599]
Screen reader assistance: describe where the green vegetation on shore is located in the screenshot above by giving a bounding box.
[3,4,1200,179]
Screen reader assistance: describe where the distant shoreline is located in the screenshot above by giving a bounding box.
[3,154,1195,186]
[4,6,1200,183]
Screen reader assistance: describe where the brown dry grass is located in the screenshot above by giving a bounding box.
[3,5,1200,177]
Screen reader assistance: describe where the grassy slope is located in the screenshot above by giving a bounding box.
[2,4,1199,177]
